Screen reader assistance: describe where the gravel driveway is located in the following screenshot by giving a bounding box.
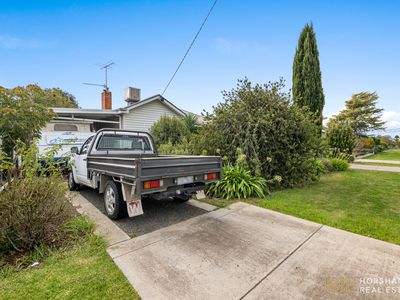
[79,187,208,237]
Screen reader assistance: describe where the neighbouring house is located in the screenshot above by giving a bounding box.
[38,87,188,156]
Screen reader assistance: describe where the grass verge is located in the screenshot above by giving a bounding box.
[367,149,400,161]
[0,216,139,300]
[202,170,400,245]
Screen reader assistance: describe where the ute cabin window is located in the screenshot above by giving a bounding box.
[98,134,152,151]
[54,124,78,131]
[80,136,93,155]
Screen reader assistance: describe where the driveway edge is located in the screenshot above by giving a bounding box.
[69,191,131,246]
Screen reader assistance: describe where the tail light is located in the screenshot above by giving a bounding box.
[205,172,217,180]
[143,180,162,189]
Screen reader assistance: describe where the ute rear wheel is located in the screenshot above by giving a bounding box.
[104,180,127,220]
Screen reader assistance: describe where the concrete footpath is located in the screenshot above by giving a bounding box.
[350,163,400,173]
[354,159,400,165]
[72,193,400,299]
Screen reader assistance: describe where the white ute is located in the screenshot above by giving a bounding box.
[69,129,222,220]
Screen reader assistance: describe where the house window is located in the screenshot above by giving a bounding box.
[54,124,78,131]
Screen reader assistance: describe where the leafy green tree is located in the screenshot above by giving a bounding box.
[379,135,394,149]
[1,84,78,108]
[326,120,356,154]
[193,78,322,187]
[334,92,385,135]
[0,88,54,154]
[150,116,190,147]
[293,23,325,126]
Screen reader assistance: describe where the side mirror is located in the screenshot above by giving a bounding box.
[71,146,79,154]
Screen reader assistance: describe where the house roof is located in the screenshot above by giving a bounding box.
[52,94,186,117]
[121,94,186,117]
[52,107,121,115]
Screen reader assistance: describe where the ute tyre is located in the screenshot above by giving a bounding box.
[68,171,79,191]
[104,180,127,220]
[173,194,191,203]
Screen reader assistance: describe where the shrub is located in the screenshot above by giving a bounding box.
[326,120,356,154]
[206,165,269,199]
[373,145,385,153]
[182,114,200,134]
[321,158,334,172]
[157,139,193,155]
[380,135,395,148]
[353,136,375,156]
[0,176,72,254]
[329,158,349,171]
[329,148,354,162]
[0,143,74,257]
[150,116,189,147]
[310,158,328,177]
[192,79,322,187]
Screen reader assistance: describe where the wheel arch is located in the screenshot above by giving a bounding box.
[99,174,113,194]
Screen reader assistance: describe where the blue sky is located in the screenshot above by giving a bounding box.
[1,0,400,134]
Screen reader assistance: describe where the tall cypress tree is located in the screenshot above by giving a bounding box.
[292,23,325,126]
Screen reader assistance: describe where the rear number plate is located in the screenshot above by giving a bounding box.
[177,176,194,185]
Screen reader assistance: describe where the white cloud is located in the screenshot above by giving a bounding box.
[323,108,344,126]
[382,111,400,130]
[0,35,47,49]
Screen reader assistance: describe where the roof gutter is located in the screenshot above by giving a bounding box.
[54,117,120,124]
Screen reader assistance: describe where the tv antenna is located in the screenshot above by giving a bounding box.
[83,62,115,91]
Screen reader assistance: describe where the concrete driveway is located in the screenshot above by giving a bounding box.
[79,187,210,236]
[107,202,400,300]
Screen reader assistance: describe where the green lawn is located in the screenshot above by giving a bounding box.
[203,170,400,245]
[0,235,139,300]
[367,149,400,161]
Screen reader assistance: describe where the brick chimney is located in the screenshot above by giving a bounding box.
[101,90,112,110]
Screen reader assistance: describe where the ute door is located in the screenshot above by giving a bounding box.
[74,136,93,186]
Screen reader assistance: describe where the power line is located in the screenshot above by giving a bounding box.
[161,0,218,96]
